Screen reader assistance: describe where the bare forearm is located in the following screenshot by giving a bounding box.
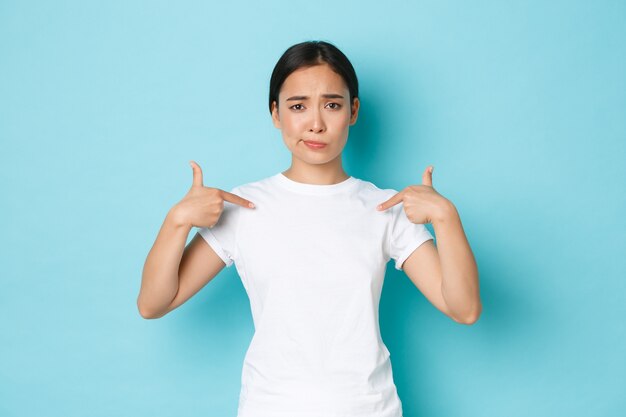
[432,203,481,322]
[138,208,190,318]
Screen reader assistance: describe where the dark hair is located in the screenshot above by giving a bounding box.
[268,40,359,115]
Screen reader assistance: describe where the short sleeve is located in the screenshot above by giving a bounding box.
[387,198,435,271]
[196,186,241,268]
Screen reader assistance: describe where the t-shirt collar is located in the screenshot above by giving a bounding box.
[271,172,359,195]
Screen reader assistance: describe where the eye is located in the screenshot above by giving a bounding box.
[289,104,304,111]
[326,102,342,110]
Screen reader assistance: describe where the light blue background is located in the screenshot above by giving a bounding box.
[1,1,624,416]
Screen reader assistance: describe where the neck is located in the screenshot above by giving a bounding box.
[282,156,349,185]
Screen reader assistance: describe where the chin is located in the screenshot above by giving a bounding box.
[303,153,344,165]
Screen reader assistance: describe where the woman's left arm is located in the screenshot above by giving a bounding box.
[377,166,482,324]
[429,201,481,323]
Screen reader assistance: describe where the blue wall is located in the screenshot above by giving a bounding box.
[1,1,624,416]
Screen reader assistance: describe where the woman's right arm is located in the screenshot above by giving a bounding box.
[137,161,255,319]
[137,208,222,319]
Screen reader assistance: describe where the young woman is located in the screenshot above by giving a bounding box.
[138,40,481,417]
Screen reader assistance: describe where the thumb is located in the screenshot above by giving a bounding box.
[189,160,203,187]
[422,165,433,187]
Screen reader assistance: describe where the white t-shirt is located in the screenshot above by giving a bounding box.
[198,172,434,417]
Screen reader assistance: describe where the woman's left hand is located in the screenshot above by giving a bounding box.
[376,165,453,224]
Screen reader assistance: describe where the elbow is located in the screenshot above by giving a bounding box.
[454,303,482,325]
[139,309,157,320]
[137,299,164,320]
[462,305,483,325]
[459,314,480,325]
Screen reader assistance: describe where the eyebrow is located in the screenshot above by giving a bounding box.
[286,94,345,101]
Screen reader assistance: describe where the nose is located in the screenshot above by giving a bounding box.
[308,107,326,133]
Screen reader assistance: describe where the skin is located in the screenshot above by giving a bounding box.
[138,62,481,324]
[377,167,482,324]
[270,63,359,185]
[137,161,256,319]
[272,63,482,324]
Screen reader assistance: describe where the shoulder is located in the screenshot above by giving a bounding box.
[352,178,406,221]
[228,174,276,197]
[354,177,400,201]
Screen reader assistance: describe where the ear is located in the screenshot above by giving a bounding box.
[271,101,281,129]
[349,97,360,125]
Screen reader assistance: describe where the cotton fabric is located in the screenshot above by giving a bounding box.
[198,172,434,417]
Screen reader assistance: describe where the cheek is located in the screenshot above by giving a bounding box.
[282,116,305,135]
[333,112,352,129]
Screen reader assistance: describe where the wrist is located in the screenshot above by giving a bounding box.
[432,199,457,225]
[166,206,191,229]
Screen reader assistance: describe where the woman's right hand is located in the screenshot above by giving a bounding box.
[170,160,256,228]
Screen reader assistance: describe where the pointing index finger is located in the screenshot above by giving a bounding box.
[376,191,404,211]
[222,190,256,209]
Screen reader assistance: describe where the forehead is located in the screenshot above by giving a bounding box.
[280,64,348,97]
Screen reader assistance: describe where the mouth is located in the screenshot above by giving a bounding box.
[302,140,327,149]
